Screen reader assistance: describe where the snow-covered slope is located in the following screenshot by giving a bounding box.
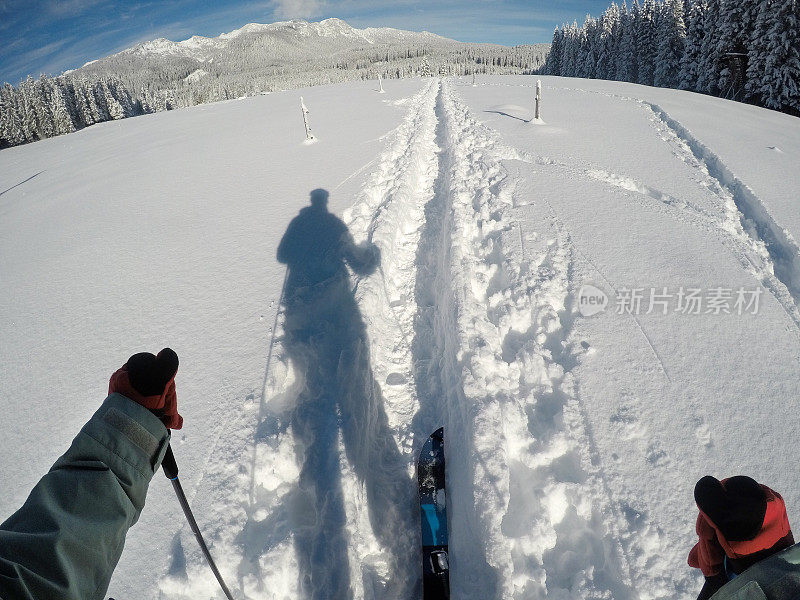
[1,75,799,600]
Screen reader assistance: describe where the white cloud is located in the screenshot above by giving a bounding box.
[272,0,326,19]
[47,0,106,17]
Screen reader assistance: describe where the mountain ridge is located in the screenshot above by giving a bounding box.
[93,18,454,66]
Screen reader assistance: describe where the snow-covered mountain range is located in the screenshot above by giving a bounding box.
[108,18,450,64]
[72,18,548,110]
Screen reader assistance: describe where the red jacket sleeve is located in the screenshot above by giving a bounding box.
[688,511,725,576]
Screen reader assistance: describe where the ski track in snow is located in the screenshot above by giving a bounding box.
[474,80,800,334]
[543,84,800,333]
[351,78,670,599]
[156,78,799,600]
[416,81,633,599]
[644,102,800,327]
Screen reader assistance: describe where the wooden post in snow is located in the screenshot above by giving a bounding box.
[535,80,542,121]
[300,96,313,141]
[378,74,385,93]
[472,72,476,86]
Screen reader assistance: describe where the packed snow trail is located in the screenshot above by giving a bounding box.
[428,80,642,599]
[159,80,443,600]
[350,79,652,599]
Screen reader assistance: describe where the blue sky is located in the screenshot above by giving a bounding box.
[0,0,613,85]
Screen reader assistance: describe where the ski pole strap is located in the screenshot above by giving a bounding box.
[162,444,179,480]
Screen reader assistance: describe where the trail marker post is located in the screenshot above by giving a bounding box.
[535,80,542,121]
[300,96,314,141]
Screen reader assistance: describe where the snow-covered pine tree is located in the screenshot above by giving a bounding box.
[616,1,637,81]
[112,79,137,117]
[696,0,722,94]
[759,0,800,114]
[57,78,81,129]
[654,0,687,88]
[628,0,643,82]
[73,80,96,127]
[0,84,27,147]
[562,22,580,77]
[743,0,768,102]
[90,81,111,121]
[0,87,12,148]
[102,80,126,120]
[637,0,658,85]
[679,0,707,89]
[597,4,620,80]
[420,56,433,77]
[32,76,56,140]
[50,79,76,135]
[546,26,564,75]
[98,80,133,120]
[575,20,589,78]
[581,16,599,78]
[716,0,754,98]
[18,77,41,141]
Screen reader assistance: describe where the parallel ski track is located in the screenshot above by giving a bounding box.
[350,78,672,599]
[158,81,444,600]
[547,83,800,333]
[342,78,441,599]
[351,78,651,599]
[458,77,800,598]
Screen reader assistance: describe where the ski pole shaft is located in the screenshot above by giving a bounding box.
[162,445,235,600]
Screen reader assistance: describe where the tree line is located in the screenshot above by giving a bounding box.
[1,75,146,148]
[543,0,800,116]
[83,43,548,111]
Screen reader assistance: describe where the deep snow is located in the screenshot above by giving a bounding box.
[1,75,799,600]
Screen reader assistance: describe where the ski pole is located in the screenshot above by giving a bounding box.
[162,445,235,600]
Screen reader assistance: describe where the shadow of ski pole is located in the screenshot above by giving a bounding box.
[0,171,44,197]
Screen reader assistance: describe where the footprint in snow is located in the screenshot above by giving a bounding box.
[609,391,645,440]
[386,372,407,385]
[620,501,648,531]
[692,417,713,448]
[646,442,670,467]
[609,404,637,425]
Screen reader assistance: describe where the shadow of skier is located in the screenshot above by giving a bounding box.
[248,188,415,599]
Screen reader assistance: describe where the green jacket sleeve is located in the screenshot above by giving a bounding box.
[0,393,170,600]
[707,543,800,600]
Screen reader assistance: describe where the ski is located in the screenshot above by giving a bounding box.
[418,427,450,600]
